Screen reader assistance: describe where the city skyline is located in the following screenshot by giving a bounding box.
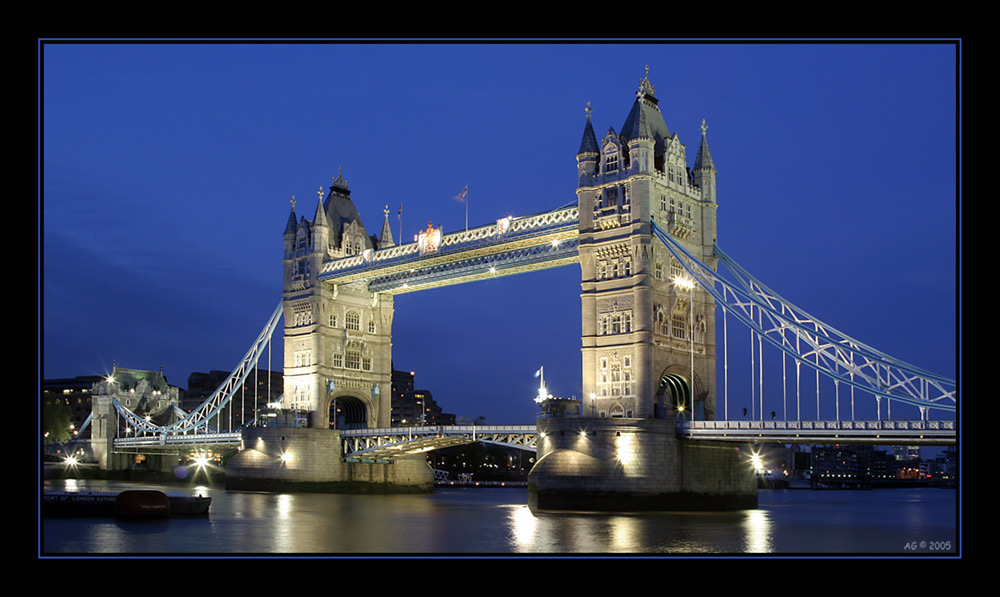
[41,40,959,425]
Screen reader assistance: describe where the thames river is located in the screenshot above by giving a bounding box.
[40,479,958,556]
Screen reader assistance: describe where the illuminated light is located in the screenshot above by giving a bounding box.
[673,276,695,290]
[750,451,764,473]
[280,452,292,463]
[551,239,560,247]
[488,265,497,274]
[64,455,78,467]
[580,430,587,438]
[616,432,636,467]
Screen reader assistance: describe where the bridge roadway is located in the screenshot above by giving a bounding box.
[109,420,956,454]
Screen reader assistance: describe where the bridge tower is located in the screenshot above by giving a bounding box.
[281,171,394,429]
[529,70,753,511]
[577,69,718,421]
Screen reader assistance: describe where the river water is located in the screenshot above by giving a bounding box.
[40,479,959,556]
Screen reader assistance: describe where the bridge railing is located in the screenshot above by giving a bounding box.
[320,205,580,279]
[678,419,956,445]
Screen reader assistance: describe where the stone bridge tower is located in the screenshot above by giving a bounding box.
[527,69,753,512]
[281,171,395,429]
[576,69,719,422]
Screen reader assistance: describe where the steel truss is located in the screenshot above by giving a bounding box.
[320,206,580,293]
[110,302,283,441]
[340,425,538,459]
[651,221,956,415]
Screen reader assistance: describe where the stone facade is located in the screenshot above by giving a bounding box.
[577,69,718,422]
[281,173,394,430]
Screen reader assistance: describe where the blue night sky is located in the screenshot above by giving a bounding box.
[40,40,959,426]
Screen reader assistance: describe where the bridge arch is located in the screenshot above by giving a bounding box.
[656,367,701,420]
[327,392,371,430]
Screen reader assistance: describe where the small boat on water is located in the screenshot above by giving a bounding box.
[43,489,211,518]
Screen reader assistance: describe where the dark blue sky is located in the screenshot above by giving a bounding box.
[40,41,959,425]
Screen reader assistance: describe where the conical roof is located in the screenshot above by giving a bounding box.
[619,69,670,146]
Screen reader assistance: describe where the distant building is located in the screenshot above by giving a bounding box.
[811,445,895,480]
[390,368,455,427]
[45,366,186,437]
[43,375,105,436]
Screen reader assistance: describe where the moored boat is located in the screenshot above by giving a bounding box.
[42,489,211,518]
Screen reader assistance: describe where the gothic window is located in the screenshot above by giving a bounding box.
[656,309,668,336]
[670,257,683,280]
[611,261,620,278]
[345,349,361,370]
[345,311,360,331]
[605,187,618,207]
[672,311,687,340]
[660,194,668,213]
[611,314,621,335]
[368,320,376,334]
[655,261,664,281]
[332,352,343,368]
[605,150,619,172]
[600,357,608,370]
[294,349,312,367]
[362,357,372,371]
[329,314,337,328]
[293,383,310,409]
[623,312,631,333]
[624,258,632,277]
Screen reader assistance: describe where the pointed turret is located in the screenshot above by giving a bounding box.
[378,205,395,249]
[692,119,717,204]
[577,102,600,185]
[284,196,298,236]
[323,167,373,255]
[619,66,670,146]
[578,101,599,156]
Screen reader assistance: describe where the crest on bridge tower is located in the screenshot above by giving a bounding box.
[419,222,442,255]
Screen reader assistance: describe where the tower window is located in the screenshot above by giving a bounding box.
[345,311,360,331]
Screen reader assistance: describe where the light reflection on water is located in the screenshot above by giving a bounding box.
[40,480,956,556]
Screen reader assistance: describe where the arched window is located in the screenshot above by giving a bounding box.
[345,311,360,331]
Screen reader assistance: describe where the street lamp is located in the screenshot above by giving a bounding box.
[674,275,696,421]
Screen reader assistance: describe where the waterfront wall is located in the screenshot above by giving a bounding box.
[528,417,757,511]
[225,426,434,494]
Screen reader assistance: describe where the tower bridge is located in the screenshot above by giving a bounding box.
[87,70,956,510]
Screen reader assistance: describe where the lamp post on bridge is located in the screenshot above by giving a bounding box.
[674,275,696,421]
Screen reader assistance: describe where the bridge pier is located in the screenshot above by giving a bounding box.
[225,426,434,494]
[528,417,757,511]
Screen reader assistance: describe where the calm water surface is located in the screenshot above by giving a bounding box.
[40,479,958,556]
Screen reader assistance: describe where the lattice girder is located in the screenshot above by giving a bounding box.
[652,222,955,413]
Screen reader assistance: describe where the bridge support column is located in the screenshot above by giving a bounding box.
[225,427,434,494]
[528,417,757,511]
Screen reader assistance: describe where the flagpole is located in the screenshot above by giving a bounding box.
[465,183,469,232]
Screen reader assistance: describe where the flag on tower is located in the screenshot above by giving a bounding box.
[454,185,468,202]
